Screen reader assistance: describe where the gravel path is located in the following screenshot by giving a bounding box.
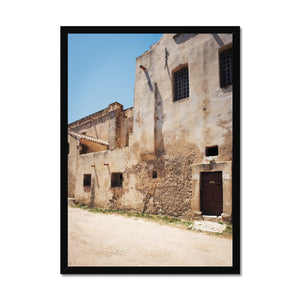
[68,206,232,267]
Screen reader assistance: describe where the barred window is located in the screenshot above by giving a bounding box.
[174,67,189,101]
[111,173,123,187]
[220,47,232,88]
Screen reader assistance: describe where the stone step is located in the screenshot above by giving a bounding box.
[193,211,224,222]
[202,215,222,222]
[189,220,226,233]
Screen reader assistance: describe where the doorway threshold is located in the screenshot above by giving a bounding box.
[202,215,222,222]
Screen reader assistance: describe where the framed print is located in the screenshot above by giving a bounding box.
[61,26,240,274]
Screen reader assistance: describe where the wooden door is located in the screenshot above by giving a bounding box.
[200,172,223,216]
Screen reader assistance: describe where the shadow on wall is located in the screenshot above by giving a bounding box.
[154,83,165,156]
[164,48,172,82]
[90,177,95,208]
[173,33,197,44]
[144,69,153,92]
[139,66,164,156]
[211,33,225,48]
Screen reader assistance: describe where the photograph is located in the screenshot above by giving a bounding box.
[61,27,240,274]
[4,0,300,297]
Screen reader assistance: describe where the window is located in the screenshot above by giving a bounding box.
[68,142,69,155]
[219,47,232,88]
[79,144,88,155]
[206,146,218,157]
[83,174,91,187]
[152,171,157,179]
[111,173,123,187]
[173,66,189,101]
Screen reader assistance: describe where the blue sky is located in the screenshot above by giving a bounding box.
[68,33,162,123]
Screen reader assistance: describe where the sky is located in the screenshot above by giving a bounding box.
[68,33,162,123]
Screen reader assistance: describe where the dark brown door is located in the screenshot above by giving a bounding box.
[200,172,223,216]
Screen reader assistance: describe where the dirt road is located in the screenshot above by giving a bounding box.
[68,207,232,266]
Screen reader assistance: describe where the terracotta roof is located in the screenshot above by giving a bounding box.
[68,130,109,146]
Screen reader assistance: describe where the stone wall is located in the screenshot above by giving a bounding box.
[68,134,79,198]
[133,33,232,164]
[120,108,133,148]
[127,33,233,217]
[68,102,124,144]
[124,152,195,218]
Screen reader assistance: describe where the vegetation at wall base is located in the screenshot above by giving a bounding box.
[70,203,232,237]
[71,203,193,227]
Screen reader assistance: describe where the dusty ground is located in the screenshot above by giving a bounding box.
[68,206,232,267]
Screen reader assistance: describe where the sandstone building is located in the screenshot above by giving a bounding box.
[68,33,233,221]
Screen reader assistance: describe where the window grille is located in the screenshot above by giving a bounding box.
[174,67,189,101]
[220,47,232,87]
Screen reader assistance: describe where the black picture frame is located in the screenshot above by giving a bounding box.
[61,26,240,275]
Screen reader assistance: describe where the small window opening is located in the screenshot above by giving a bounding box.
[83,174,91,187]
[220,47,232,88]
[152,171,157,179]
[68,143,69,155]
[174,66,189,101]
[111,173,123,187]
[79,144,88,155]
[206,146,218,157]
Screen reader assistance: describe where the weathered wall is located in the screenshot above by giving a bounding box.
[124,150,196,217]
[69,114,110,143]
[133,52,155,157]
[72,147,144,212]
[120,108,133,148]
[133,34,232,162]
[68,135,78,198]
[68,102,124,146]
[79,139,108,153]
[128,33,233,217]
[68,104,136,205]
